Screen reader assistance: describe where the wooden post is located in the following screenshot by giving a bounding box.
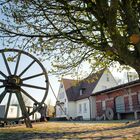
[16,92,32,128]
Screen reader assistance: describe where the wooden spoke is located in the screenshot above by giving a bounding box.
[19,60,35,77]
[2,52,11,75]
[0,49,48,126]
[14,52,21,75]
[0,71,7,78]
[4,93,12,119]
[0,85,5,88]
[22,72,44,81]
[21,83,46,90]
[15,92,32,128]
[0,90,7,104]
[0,79,5,83]
[21,88,40,105]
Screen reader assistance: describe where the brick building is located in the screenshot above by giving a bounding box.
[93,80,140,120]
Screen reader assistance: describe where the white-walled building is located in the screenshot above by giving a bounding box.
[56,68,118,120]
[0,105,41,121]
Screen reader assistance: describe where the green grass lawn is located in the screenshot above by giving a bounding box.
[0,121,140,140]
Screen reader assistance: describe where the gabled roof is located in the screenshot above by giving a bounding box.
[62,78,79,101]
[62,69,105,101]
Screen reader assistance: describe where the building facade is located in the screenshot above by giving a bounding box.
[93,80,140,120]
[56,68,118,120]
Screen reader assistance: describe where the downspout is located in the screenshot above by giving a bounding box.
[88,97,92,120]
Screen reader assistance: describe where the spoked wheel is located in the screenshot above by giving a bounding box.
[0,49,49,127]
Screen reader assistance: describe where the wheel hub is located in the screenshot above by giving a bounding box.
[4,75,22,92]
[0,49,48,127]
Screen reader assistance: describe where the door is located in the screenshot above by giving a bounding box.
[115,96,125,113]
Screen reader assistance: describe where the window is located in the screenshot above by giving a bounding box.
[80,89,83,95]
[106,73,110,81]
[102,85,107,90]
[79,104,82,113]
[59,92,64,99]
[80,88,86,95]
[83,103,87,113]
[10,108,14,113]
[64,107,67,114]
[102,101,106,110]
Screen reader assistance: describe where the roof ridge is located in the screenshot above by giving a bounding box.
[62,68,106,82]
[62,68,106,101]
[62,78,77,81]
[81,68,105,82]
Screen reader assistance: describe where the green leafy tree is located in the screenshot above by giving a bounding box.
[0,0,140,77]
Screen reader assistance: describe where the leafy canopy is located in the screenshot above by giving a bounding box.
[0,0,140,77]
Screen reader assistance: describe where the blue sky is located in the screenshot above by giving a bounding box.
[0,47,59,106]
[0,7,59,106]
[0,6,138,107]
[0,46,138,107]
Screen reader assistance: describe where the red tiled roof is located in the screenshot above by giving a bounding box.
[62,69,105,101]
[62,78,77,90]
[62,78,79,101]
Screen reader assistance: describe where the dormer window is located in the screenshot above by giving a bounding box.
[80,88,86,95]
[106,73,109,81]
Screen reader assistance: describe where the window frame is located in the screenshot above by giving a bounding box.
[83,103,87,113]
[106,73,110,81]
[102,100,106,111]
[79,104,82,113]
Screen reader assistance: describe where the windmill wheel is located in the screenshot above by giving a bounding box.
[0,49,49,122]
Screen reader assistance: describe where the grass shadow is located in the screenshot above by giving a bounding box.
[0,121,140,139]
